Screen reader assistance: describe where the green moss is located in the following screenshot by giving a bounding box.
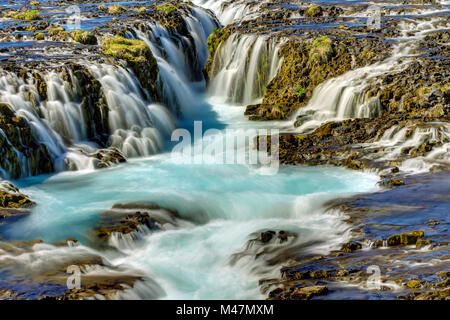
[48,27,64,36]
[0,191,34,208]
[309,36,334,65]
[294,85,306,99]
[30,1,39,6]
[9,10,41,20]
[102,36,150,62]
[206,28,231,57]
[34,32,45,40]
[407,280,421,289]
[305,6,322,17]
[137,7,147,14]
[102,36,158,100]
[108,4,126,15]
[71,30,97,45]
[155,3,177,15]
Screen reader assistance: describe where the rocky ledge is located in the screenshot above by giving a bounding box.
[264,171,449,300]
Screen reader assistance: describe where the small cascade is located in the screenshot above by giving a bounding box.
[0,71,66,177]
[208,33,284,106]
[292,17,450,133]
[88,64,176,158]
[41,70,88,144]
[0,5,220,178]
[292,69,387,133]
[367,123,450,173]
[131,8,219,117]
[191,0,263,25]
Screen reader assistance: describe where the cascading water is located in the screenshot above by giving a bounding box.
[363,123,450,173]
[191,0,264,25]
[208,33,284,106]
[290,17,450,133]
[131,8,219,118]
[43,71,88,143]
[0,71,66,177]
[87,63,175,158]
[5,0,446,301]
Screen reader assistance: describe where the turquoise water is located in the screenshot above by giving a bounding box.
[2,100,381,299]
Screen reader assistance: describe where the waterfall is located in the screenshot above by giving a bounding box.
[131,8,219,118]
[208,33,284,106]
[364,123,450,173]
[191,0,263,25]
[0,71,67,177]
[0,6,220,177]
[291,17,450,133]
[88,64,176,158]
[42,71,88,143]
[0,62,177,175]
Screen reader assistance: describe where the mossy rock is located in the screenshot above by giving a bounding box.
[108,5,126,15]
[400,230,424,245]
[387,234,401,246]
[416,239,431,248]
[48,27,64,36]
[9,10,41,20]
[33,72,47,101]
[0,103,15,119]
[309,36,335,65]
[407,280,421,289]
[341,241,362,253]
[206,28,232,57]
[155,3,178,15]
[137,7,147,14]
[34,32,45,40]
[102,36,159,100]
[71,30,97,45]
[102,36,151,63]
[0,191,35,208]
[305,6,323,17]
[290,286,328,300]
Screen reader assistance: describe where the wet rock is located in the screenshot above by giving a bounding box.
[341,241,362,253]
[400,231,424,245]
[268,287,284,299]
[278,230,288,243]
[95,211,158,242]
[387,234,401,246]
[91,148,126,169]
[71,30,97,45]
[0,102,53,178]
[415,239,431,249]
[290,286,328,300]
[260,230,275,243]
[0,181,34,210]
[407,280,421,289]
